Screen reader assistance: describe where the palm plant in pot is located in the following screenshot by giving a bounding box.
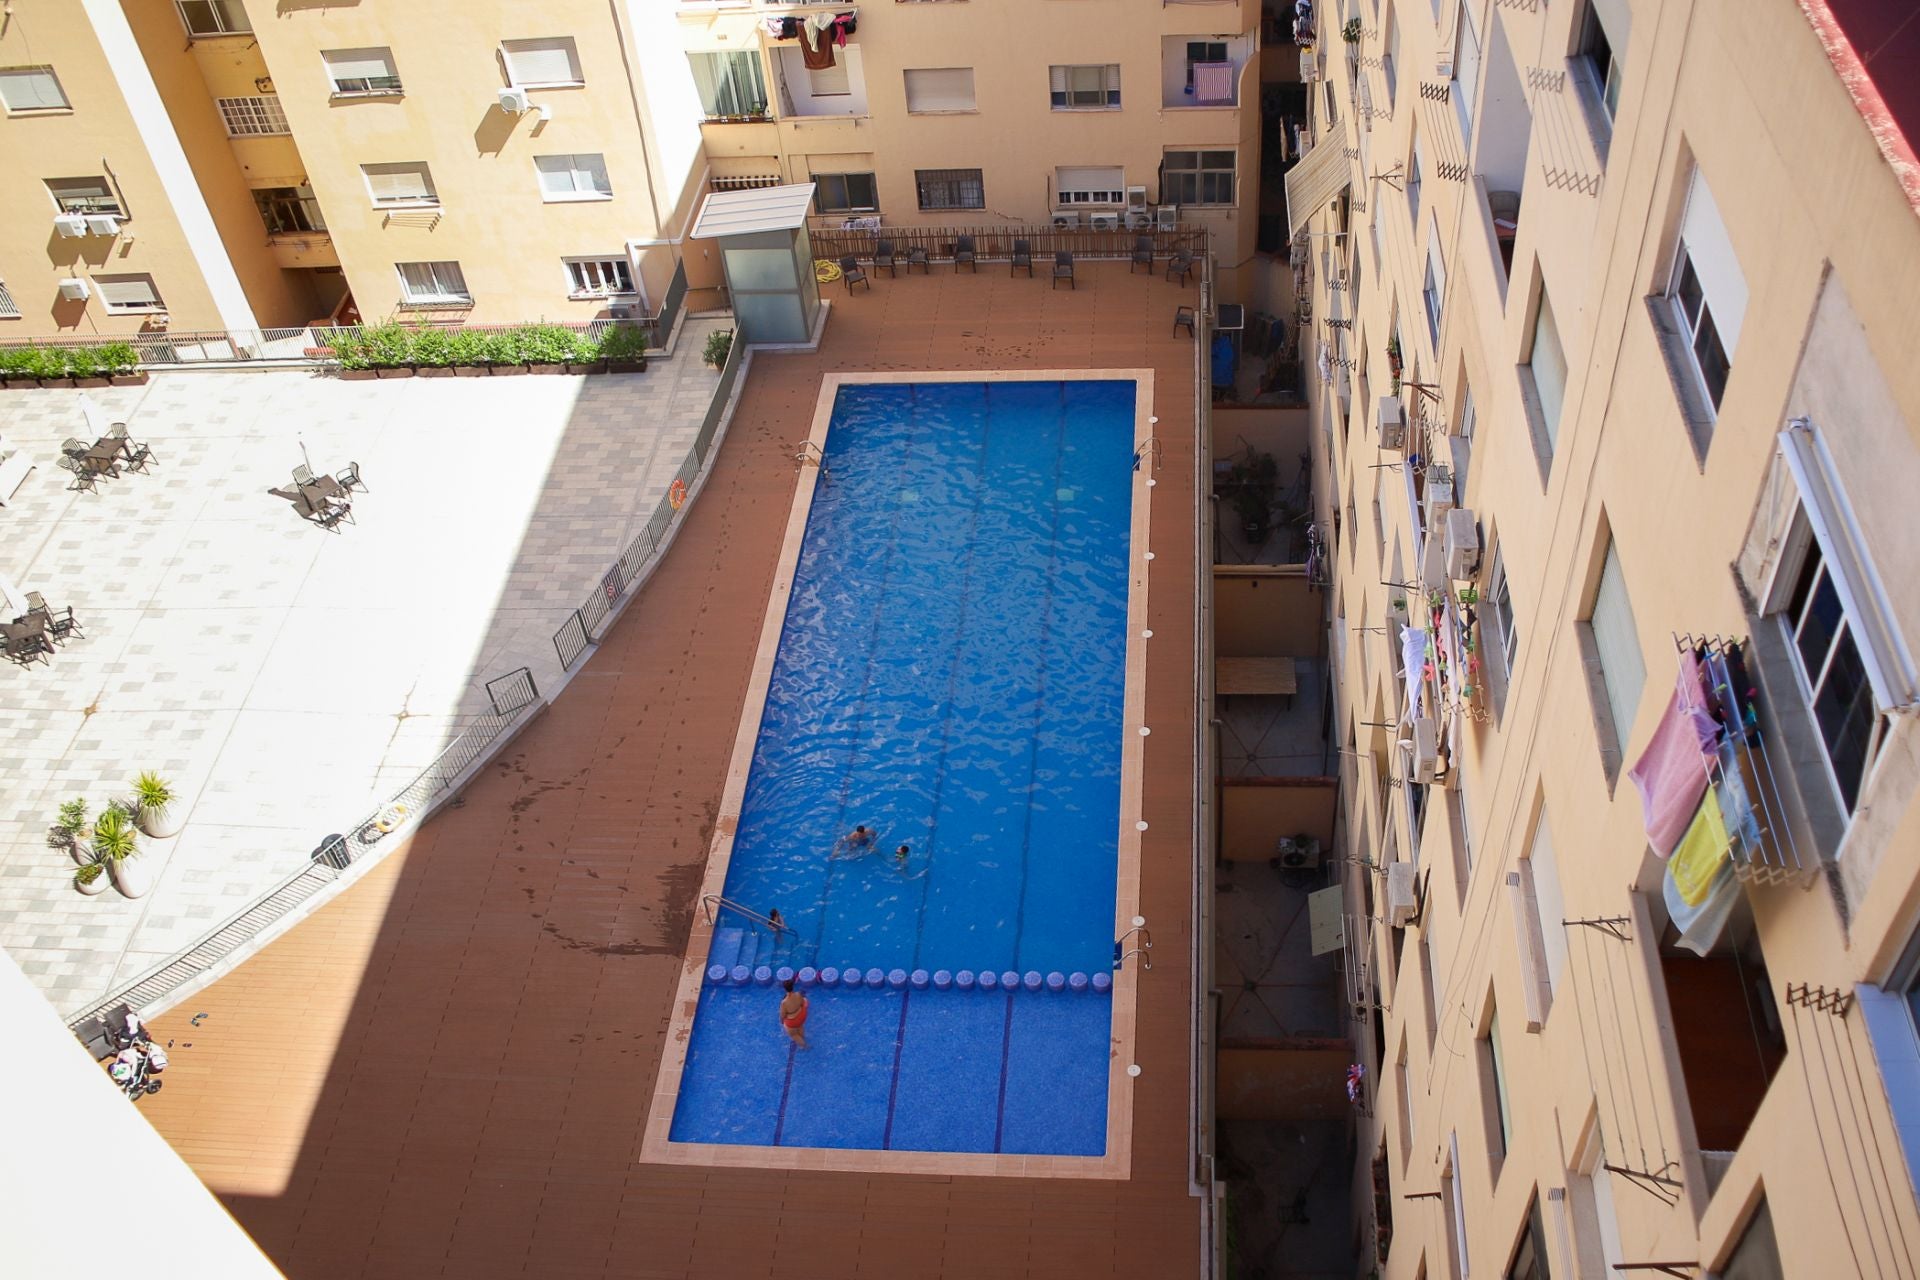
[94,805,150,898]
[132,771,182,838]
[55,797,92,866]
[74,857,109,896]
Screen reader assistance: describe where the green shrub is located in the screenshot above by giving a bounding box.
[566,330,601,363]
[0,347,34,377]
[482,329,521,365]
[97,342,139,375]
[445,330,490,366]
[67,346,101,379]
[408,326,455,367]
[25,347,66,379]
[330,329,371,371]
[362,322,411,368]
[597,323,648,364]
[702,329,734,370]
[519,324,577,365]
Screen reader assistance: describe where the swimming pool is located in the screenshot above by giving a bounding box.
[653,373,1150,1171]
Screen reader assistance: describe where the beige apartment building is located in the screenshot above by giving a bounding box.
[0,0,705,339]
[1291,0,1920,1274]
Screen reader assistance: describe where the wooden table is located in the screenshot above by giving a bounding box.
[1216,656,1299,699]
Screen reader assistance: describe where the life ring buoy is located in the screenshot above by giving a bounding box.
[669,479,688,510]
[814,259,842,284]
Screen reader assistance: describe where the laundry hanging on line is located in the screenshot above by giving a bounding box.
[1625,649,1719,857]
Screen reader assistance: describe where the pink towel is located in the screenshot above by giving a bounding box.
[1193,62,1236,103]
[1627,651,1721,857]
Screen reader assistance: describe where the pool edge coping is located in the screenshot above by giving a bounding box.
[639,369,1156,1180]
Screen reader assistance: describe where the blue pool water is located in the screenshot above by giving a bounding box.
[668,380,1137,1155]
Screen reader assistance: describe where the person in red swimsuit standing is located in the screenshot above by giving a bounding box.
[779,979,809,1049]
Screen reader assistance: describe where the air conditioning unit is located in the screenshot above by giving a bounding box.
[1444,507,1480,580]
[57,277,90,302]
[1409,716,1441,784]
[1387,863,1419,927]
[1275,834,1322,871]
[1156,205,1179,230]
[1375,396,1406,450]
[1050,212,1081,229]
[1125,209,1156,230]
[85,215,120,237]
[1423,463,1455,534]
[54,214,88,238]
[1126,185,1148,210]
[1420,538,1449,591]
[606,305,633,319]
[1089,212,1121,231]
[497,86,532,114]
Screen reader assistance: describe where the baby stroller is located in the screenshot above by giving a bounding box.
[94,1005,167,1100]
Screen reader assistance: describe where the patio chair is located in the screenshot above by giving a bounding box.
[1052,251,1076,290]
[4,628,51,667]
[953,235,977,272]
[838,256,870,294]
[48,606,81,643]
[337,461,366,493]
[1010,238,1033,277]
[1166,248,1196,284]
[25,591,48,618]
[907,245,930,274]
[1131,237,1155,273]
[316,499,355,531]
[292,463,314,486]
[56,456,98,494]
[1175,305,1197,337]
[874,240,900,277]
[61,438,88,458]
[124,443,153,474]
[108,423,128,439]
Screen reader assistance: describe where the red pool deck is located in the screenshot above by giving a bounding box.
[139,263,1207,1279]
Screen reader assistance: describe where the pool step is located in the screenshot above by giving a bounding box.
[709,927,746,972]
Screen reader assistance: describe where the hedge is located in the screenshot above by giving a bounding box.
[0,342,140,379]
[330,323,643,371]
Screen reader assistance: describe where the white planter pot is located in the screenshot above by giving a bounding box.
[68,840,94,868]
[136,803,183,839]
[76,870,109,896]
[109,854,152,899]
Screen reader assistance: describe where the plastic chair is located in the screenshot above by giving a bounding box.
[1010,239,1033,277]
[838,256,870,293]
[1131,237,1155,273]
[953,235,977,272]
[1052,251,1076,290]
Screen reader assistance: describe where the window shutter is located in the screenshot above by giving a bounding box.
[1056,166,1124,193]
[1590,0,1633,48]
[1590,544,1646,742]
[365,164,433,202]
[1677,168,1747,353]
[0,67,66,110]
[904,67,974,112]
[97,276,160,308]
[324,48,395,83]
[807,61,851,96]
[1530,294,1567,442]
[504,38,580,86]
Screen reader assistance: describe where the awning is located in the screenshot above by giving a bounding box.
[1285,139,1351,240]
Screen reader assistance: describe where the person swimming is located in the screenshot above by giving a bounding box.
[894,843,911,867]
[832,824,879,858]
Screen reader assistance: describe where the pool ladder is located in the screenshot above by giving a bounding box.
[1114,921,1153,972]
[701,893,788,936]
[794,440,831,482]
[1132,437,1163,473]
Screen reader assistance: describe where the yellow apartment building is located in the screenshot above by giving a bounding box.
[1291,0,1920,1273]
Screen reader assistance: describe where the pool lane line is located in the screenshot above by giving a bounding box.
[772,1037,799,1146]
[805,387,941,957]
[879,987,913,1149]
[991,989,1017,1153]
[1007,382,1071,974]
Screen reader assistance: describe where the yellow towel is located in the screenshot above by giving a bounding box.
[1669,790,1732,908]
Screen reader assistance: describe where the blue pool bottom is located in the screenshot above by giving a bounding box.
[669,981,1112,1155]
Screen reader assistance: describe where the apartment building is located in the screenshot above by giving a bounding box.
[1291,0,1920,1274]
[675,0,1263,299]
[0,0,705,339]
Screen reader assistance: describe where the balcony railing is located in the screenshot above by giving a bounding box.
[810,221,1208,264]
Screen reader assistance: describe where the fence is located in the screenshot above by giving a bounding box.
[551,324,746,671]
[67,666,542,1032]
[809,222,1209,265]
[653,259,689,350]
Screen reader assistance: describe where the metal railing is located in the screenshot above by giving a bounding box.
[1192,249,1224,1280]
[552,325,745,670]
[700,894,787,935]
[652,259,689,351]
[809,222,1209,264]
[66,666,543,1032]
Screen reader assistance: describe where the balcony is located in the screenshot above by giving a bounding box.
[1162,34,1256,109]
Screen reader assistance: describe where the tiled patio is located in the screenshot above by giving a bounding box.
[0,319,726,1017]
[137,263,1206,1278]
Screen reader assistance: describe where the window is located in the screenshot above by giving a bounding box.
[501,37,583,89]
[1323,78,1339,128]
[1504,1193,1549,1280]
[1480,1003,1511,1161]
[45,177,122,217]
[1719,1200,1783,1279]
[1423,240,1446,345]
[1184,40,1229,89]
[1408,131,1425,226]
[915,168,984,210]
[1452,0,1481,138]
[1663,167,1745,423]
[1510,811,1565,1029]
[1578,0,1629,121]
[253,187,325,236]
[1571,1127,1627,1278]
[1523,287,1567,456]
[1777,514,1880,811]
[1383,6,1399,108]
[813,172,878,213]
[324,48,402,96]
[361,162,438,207]
[565,257,634,297]
[1484,544,1517,713]
[0,66,68,112]
[1056,166,1125,205]
[687,51,766,119]
[1442,1132,1470,1280]
[1396,1034,1416,1166]
[396,261,470,306]
[95,274,164,313]
[1162,151,1235,206]
[216,95,289,137]
[535,154,612,201]
[904,67,976,112]
[807,61,851,97]
[1050,64,1120,109]
[0,280,21,319]
[1419,930,1439,1050]
[176,0,250,36]
[1585,538,1646,758]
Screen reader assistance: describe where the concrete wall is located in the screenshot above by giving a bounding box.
[1303,0,1920,1274]
[1220,779,1336,862]
[1218,1044,1350,1121]
[1215,568,1324,658]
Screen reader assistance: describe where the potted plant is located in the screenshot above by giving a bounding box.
[484,329,526,375]
[521,324,573,374]
[0,346,34,388]
[447,329,490,376]
[332,329,377,380]
[410,326,456,377]
[132,771,182,838]
[69,345,111,387]
[702,328,734,370]
[600,323,648,373]
[94,806,150,898]
[1342,17,1363,42]
[100,341,146,385]
[55,798,92,866]
[563,329,606,375]
[75,858,109,896]
[366,322,414,377]
[32,346,75,388]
